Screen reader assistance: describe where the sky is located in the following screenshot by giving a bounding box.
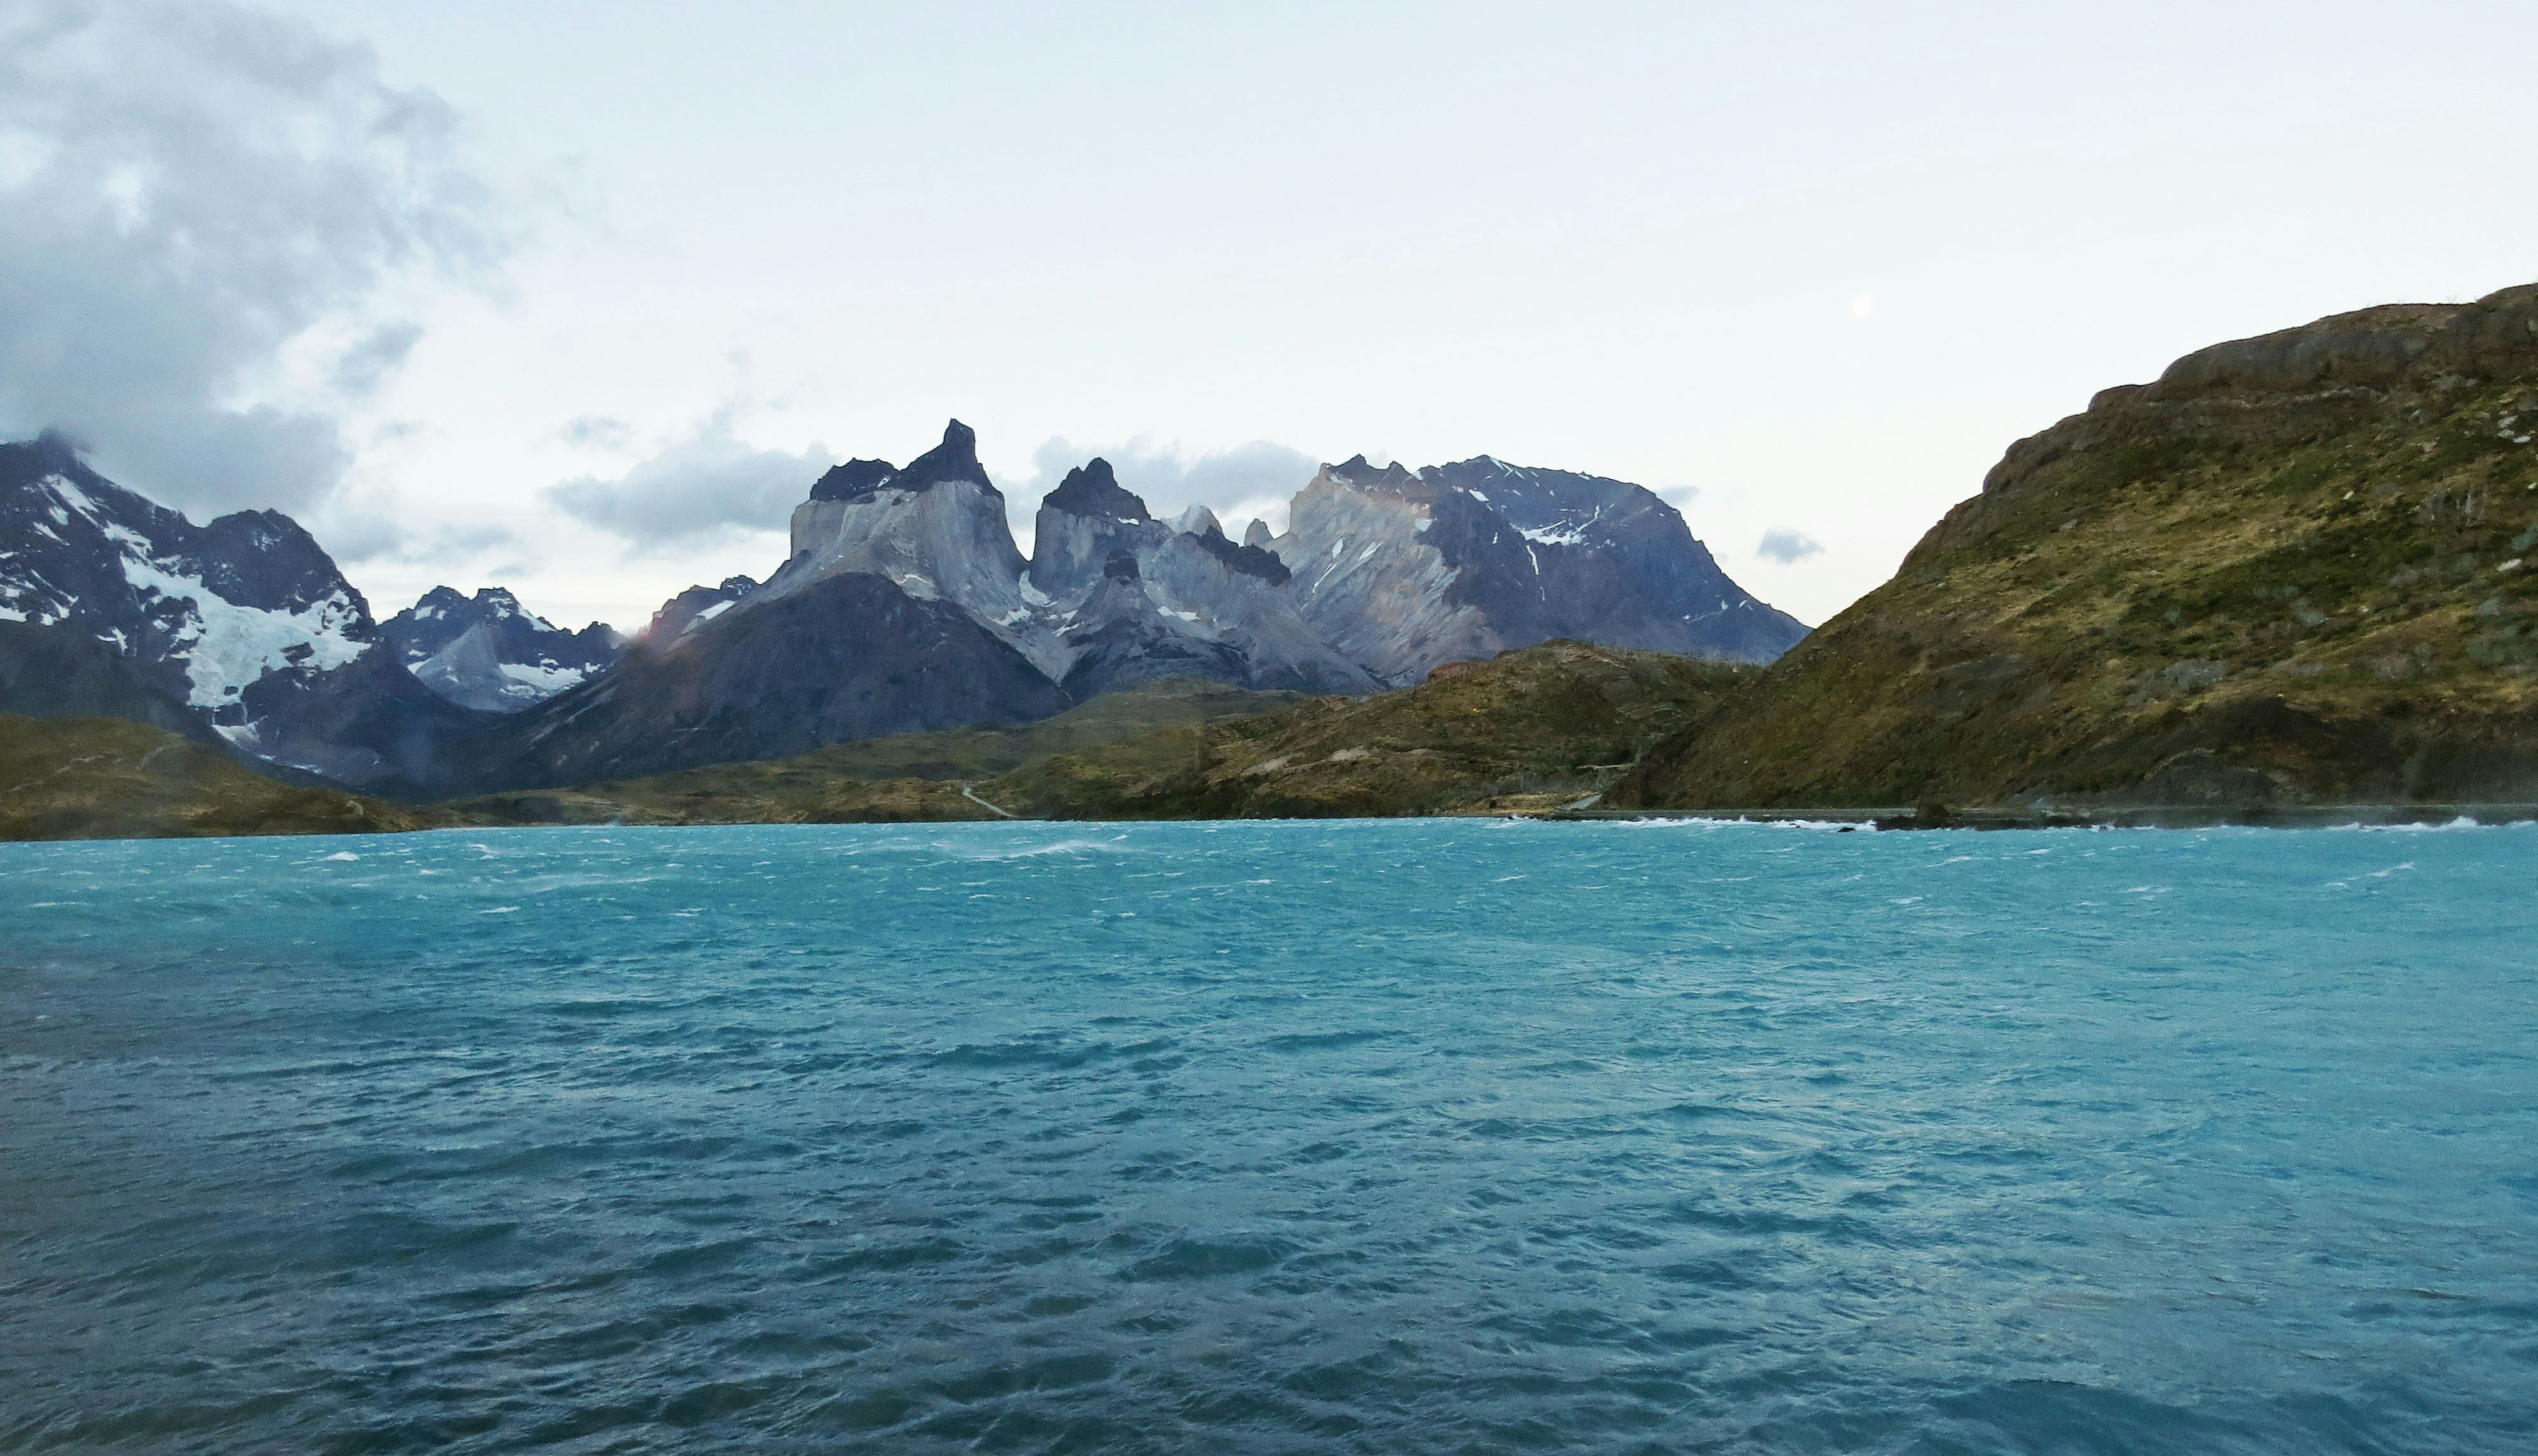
[5,1,2537,636]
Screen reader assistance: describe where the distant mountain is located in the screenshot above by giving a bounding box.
[1,417,1806,799]
[641,575,758,644]
[1273,455,1807,685]
[0,434,488,786]
[380,586,623,713]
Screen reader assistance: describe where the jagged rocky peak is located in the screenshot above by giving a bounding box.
[1042,458,1149,523]
[383,585,623,714]
[644,575,758,645]
[1173,503,1222,537]
[1242,519,1274,550]
[773,419,1032,661]
[1030,459,1167,603]
[808,458,896,502]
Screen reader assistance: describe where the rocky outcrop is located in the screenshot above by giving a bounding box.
[381,586,623,712]
[1274,455,1806,685]
[643,576,758,645]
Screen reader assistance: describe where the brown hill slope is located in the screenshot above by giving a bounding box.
[442,677,1299,826]
[0,715,428,840]
[1611,284,2538,812]
[986,640,1753,818]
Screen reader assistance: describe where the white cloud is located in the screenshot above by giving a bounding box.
[1757,528,1825,563]
[0,0,500,516]
[547,410,833,552]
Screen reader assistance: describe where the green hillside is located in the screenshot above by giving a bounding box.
[983,640,1753,819]
[442,677,1301,826]
[0,714,428,840]
[1613,285,2538,813]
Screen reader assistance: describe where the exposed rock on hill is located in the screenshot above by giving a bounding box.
[1611,284,2538,812]
[381,586,623,712]
[1274,455,1804,684]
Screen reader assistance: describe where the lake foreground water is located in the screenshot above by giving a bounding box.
[2,819,2532,1452]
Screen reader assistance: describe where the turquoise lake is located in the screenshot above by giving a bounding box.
[1,819,2533,1452]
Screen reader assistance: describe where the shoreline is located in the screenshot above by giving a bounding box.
[1545,802,2538,830]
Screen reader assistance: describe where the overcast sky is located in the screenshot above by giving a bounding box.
[7,1,2537,634]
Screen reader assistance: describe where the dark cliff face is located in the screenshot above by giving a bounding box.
[1612,283,2538,812]
[465,572,1069,790]
[1042,459,1150,522]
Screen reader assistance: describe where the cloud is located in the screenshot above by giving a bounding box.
[329,321,425,399]
[1757,528,1825,563]
[559,414,634,449]
[549,412,833,551]
[1019,436,1320,539]
[0,1,500,517]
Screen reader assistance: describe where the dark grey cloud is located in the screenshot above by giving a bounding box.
[549,413,833,551]
[1018,436,1319,541]
[1757,528,1825,563]
[0,0,500,516]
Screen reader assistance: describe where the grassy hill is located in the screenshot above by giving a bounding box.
[1611,285,2538,813]
[441,677,1301,826]
[0,714,428,840]
[982,641,1753,819]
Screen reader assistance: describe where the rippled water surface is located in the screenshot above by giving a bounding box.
[2,820,2534,1453]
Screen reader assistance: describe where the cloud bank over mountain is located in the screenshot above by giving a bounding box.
[549,412,835,551]
[0,0,499,517]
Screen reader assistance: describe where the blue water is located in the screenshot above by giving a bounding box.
[1,821,2533,1453]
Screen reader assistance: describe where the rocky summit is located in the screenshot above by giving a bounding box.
[381,586,624,713]
[1270,455,1806,684]
[1611,284,2538,814]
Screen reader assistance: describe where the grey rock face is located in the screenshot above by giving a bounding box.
[1275,454,1806,684]
[382,586,623,713]
[1028,459,1377,697]
[769,420,1052,673]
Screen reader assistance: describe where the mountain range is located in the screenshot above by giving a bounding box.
[0,423,1802,794]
